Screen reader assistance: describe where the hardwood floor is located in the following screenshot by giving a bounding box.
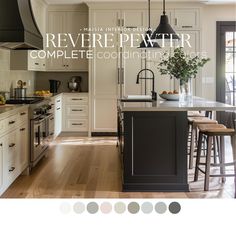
[1,136,235,198]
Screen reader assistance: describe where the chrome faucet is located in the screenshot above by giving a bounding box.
[136,69,157,101]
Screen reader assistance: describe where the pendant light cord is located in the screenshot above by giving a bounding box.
[163,0,166,15]
[148,0,151,29]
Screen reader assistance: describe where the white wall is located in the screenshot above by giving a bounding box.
[201,4,236,100]
[0,49,35,96]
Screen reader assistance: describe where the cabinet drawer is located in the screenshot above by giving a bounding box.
[66,105,88,117]
[65,96,88,105]
[6,114,18,131]
[66,119,88,131]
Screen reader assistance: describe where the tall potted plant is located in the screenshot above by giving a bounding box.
[158,47,210,103]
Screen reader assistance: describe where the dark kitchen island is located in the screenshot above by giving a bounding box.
[118,97,236,192]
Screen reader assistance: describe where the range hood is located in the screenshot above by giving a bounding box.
[0,0,43,50]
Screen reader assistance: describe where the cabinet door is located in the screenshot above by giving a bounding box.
[46,11,65,70]
[173,9,200,30]
[18,124,29,172]
[4,130,18,185]
[65,11,88,71]
[121,10,146,97]
[91,10,120,132]
[0,138,3,192]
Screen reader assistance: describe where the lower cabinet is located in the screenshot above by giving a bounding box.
[0,107,29,196]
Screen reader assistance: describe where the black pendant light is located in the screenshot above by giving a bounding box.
[151,0,180,40]
[139,0,160,48]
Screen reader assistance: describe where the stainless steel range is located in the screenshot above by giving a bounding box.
[29,100,54,170]
[7,97,54,171]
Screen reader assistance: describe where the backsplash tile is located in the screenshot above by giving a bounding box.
[0,49,35,96]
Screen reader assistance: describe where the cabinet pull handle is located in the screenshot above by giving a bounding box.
[9,143,15,148]
[56,100,60,102]
[182,26,193,28]
[20,112,26,116]
[9,167,15,172]
[72,123,83,126]
[71,98,83,101]
[0,143,2,147]
[50,117,54,120]
[122,19,124,27]
[35,63,39,65]
[72,109,83,112]
[20,128,26,131]
[57,108,60,110]
[175,18,177,26]
[9,121,15,125]
[118,19,121,26]
[121,68,124,84]
[118,68,120,84]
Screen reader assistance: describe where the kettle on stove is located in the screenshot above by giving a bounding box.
[49,80,61,94]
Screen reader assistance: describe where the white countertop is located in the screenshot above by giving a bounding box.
[119,97,236,112]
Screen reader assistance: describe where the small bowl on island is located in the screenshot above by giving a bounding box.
[159,90,179,101]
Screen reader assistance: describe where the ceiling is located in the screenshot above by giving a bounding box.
[44,0,236,5]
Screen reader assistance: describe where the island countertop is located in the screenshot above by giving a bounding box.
[119,97,236,112]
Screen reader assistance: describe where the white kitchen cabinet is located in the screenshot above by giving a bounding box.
[46,9,88,71]
[54,95,62,137]
[0,107,29,196]
[173,9,200,30]
[4,129,19,185]
[90,9,146,132]
[62,93,89,132]
[18,123,29,172]
[10,0,47,71]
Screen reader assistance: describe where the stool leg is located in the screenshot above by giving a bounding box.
[204,136,213,191]
[219,136,226,183]
[213,136,217,164]
[189,124,196,169]
[194,132,203,181]
[230,134,236,198]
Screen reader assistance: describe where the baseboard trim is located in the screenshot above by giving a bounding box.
[91,132,117,137]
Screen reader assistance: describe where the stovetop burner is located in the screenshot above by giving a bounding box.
[6,97,44,104]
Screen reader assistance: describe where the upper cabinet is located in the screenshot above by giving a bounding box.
[172,9,200,30]
[46,7,88,72]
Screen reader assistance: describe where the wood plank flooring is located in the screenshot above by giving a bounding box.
[1,136,235,198]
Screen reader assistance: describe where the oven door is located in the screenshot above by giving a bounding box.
[31,117,48,163]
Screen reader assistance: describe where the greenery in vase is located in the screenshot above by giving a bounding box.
[158,47,210,86]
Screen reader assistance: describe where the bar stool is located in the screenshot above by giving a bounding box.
[188,117,218,169]
[194,123,236,198]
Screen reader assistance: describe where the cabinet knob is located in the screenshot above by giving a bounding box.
[9,121,15,125]
[20,128,26,131]
[0,143,2,147]
[20,112,26,116]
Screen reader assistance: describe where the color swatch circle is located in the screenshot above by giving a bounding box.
[114,202,126,214]
[141,202,153,214]
[87,202,99,214]
[128,202,140,214]
[155,202,167,214]
[73,202,85,214]
[169,202,181,214]
[100,202,112,214]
